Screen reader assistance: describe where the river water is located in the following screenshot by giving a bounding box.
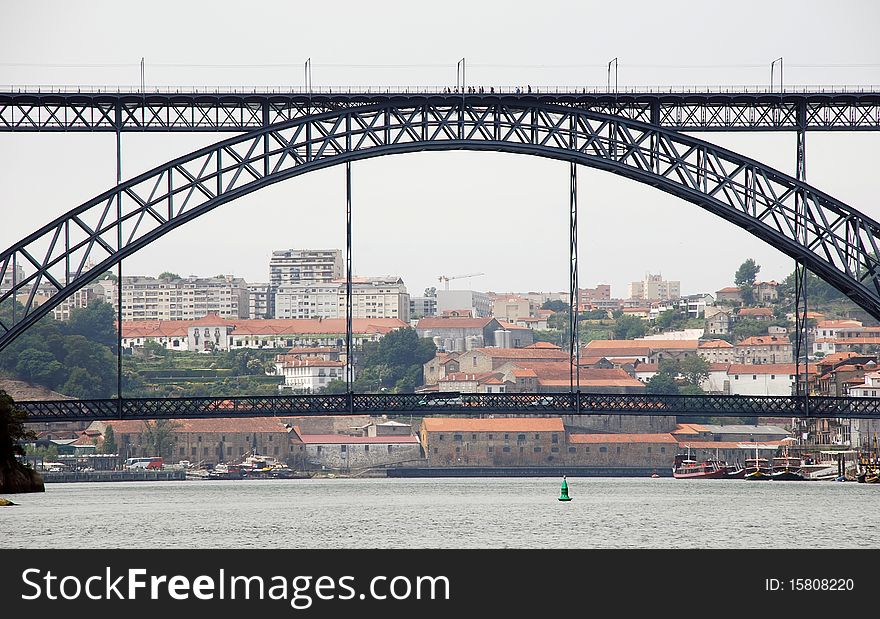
[2,478,877,549]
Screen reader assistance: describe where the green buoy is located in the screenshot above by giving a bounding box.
[558,475,572,501]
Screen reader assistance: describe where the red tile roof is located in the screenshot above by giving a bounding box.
[587,339,699,351]
[421,418,564,432]
[736,335,790,346]
[525,342,562,349]
[816,319,863,329]
[472,347,569,360]
[676,440,784,449]
[738,308,773,317]
[672,423,708,435]
[716,286,741,293]
[699,339,734,349]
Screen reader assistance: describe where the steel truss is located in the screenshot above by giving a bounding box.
[4,102,880,351]
[14,392,880,423]
[2,91,880,132]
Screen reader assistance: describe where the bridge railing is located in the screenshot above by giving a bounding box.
[2,85,879,95]
[14,392,880,422]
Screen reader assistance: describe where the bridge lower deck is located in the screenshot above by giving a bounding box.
[15,392,880,423]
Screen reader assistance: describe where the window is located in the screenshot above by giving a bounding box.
[599,447,607,453]
[661,447,666,453]
[616,446,621,454]
[364,445,369,452]
[455,447,461,453]
[439,434,444,441]
[504,434,509,440]
[551,447,559,453]
[534,447,542,453]
[517,434,526,441]
[454,434,462,442]
[502,447,511,453]
[771,375,775,380]
[341,445,347,453]
[488,446,494,453]
[534,434,540,440]
[568,447,576,453]
[191,447,197,456]
[552,434,558,444]
[753,375,757,380]
[488,434,493,440]
[471,434,477,440]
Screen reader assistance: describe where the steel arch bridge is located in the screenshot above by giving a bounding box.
[2,98,880,351]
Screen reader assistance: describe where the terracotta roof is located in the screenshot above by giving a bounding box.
[421,418,564,432]
[497,321,531,331]
[736,335,790,346]
[122,321,189,338]
[738,308,773,317]
[817,352,862,365]
[716,286,741,293]
[471,347,569,360]
[672,423,708,435]
[525,342,562,349]
[569,433,677,444]
[511,368,538,378]
[417,317,496,329]
[822,337,880,345]
[699,340,734,349]
[634,364,658,373]
[439,372,503,384]
[503,362,645,388]
[102,418,292,434]
[286,347,339,354]
[816,319,863,329]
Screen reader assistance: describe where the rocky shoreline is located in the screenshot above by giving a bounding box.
[0,462,45,495]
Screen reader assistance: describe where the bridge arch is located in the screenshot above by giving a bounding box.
[2,100,879,350]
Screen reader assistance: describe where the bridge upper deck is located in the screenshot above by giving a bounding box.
[2,88,879,131]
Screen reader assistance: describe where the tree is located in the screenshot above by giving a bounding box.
[14,349,63,387]
[735,259,760,306]
[141,420,181,460]
[733,318,768,342]
[614,315,647,339]
[0,390,35,460]
[63,301,117,348]
[158,271,180,280]
[101,424,117,455]
[735,259,761,288]
[679,355,710,388]
[645,372,679,395]
[541,299,569,313]
[354,328,436,392]
[424,287,437,298]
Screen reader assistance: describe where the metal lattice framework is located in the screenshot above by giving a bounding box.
[2,90,880,131]
[3,100,880,351]
[14,392,880,422]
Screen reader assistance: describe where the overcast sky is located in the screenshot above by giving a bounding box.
[2,0,880,300]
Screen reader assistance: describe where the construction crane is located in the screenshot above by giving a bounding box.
[438,272,485,291]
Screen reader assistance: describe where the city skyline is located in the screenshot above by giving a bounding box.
[1,1,879,307]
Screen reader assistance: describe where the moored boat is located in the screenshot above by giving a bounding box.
[770,450,805,481]
[672,453,727,479]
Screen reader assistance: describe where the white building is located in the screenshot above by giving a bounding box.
[628,273,681,301]
[275,357,345,393]
[269,249,343,289]
[435,289,492,318]
[274,277,409,322]
[119,275,249,321]
[846,372,880,449]
[725,364,801,396]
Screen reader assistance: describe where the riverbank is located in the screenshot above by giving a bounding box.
[41,470,185,483]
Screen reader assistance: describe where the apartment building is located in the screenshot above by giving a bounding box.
[269,249,343,289]
[119,275,249,321]
[274,277,410,322]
